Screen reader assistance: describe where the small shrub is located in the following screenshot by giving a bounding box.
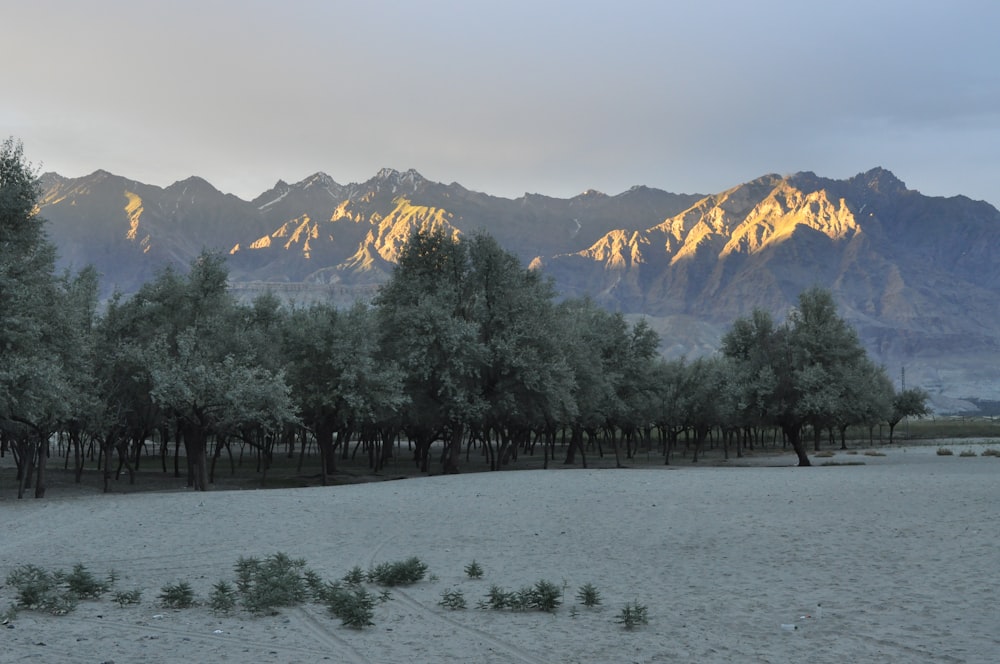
[4,565,77,615]
[234,552,311,614]
[959,449,978,457]
[368,557,428,587]
[159,581,196,609]
[937,447,954,456]
[480,584,512,610]
[982,448,1000,457]
[616,600,649,630]
[343,566,366,585]
[464,560,484,579]
[528,580,562,612]
[509,586,534,611]
[113,589,142,607]
[576,583,602,607]
[439,589,467,610]
[66,563,110,599]
[209,581,238,614]
[324,582,376,629]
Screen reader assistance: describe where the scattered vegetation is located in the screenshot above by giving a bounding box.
[0,552,655,642]
[4,565,79,615]
[937,447,955,456]
[616,600,649,630]
[863,450,886,457]
[982,448,1000,457]
[959,449,978,457]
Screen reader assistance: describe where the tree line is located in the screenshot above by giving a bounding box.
[1,138,928,497]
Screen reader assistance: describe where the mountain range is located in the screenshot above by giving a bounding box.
[37,167,1000,410]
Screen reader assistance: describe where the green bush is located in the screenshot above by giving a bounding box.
[4,565,77,615]
[616,600,649,629]
[479,584,512,610]
[528,580,562,612]
[464,560,484,579]
[113,589,142,607]
[368,557,428,587]
[323,582,376,629]
[439,589,467,610]
[209,581,238,614]
[343,566,366,585]
[158,581,196,609]
[66,563,111,599]
[233,552,311,614]
[576,583,602,607]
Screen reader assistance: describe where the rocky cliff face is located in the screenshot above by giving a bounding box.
[37,167,1000,404]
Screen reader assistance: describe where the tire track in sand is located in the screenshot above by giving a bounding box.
[288,605,371,664]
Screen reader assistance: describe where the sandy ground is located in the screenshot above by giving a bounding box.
[1,443,998,663]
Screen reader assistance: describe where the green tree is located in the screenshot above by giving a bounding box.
[0,138,85,497]
[722,288,884,466]
[887,387,930,443]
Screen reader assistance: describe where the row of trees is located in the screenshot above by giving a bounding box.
[1,139,928,497]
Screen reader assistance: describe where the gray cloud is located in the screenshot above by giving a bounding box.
[5,0,999,206]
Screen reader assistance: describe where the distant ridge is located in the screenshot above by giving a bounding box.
[37,167,1000,406]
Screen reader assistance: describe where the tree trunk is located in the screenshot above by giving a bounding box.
[783,424,812,467]
[442,423,463,474]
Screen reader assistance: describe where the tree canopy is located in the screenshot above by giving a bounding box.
[1,140,932,495]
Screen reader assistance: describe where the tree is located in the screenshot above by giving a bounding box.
[0,137,79,497]
[887,387,930,443]
[722,288,887,466]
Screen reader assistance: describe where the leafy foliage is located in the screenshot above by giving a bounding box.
[368,557,428,587]
[616,600,649,629]
[464,560,484,579]
[438,589,467,610]
[158,581,196,608]
[576,583,602,607]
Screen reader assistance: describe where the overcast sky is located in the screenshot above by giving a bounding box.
[4,0,999,206]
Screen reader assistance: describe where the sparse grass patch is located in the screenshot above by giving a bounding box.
[863,450,886,457]
[820,461,866,466]
[937,447,954,456]
[982,448,1000,457]
[814,450,835,458]
[959,449,978,457]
